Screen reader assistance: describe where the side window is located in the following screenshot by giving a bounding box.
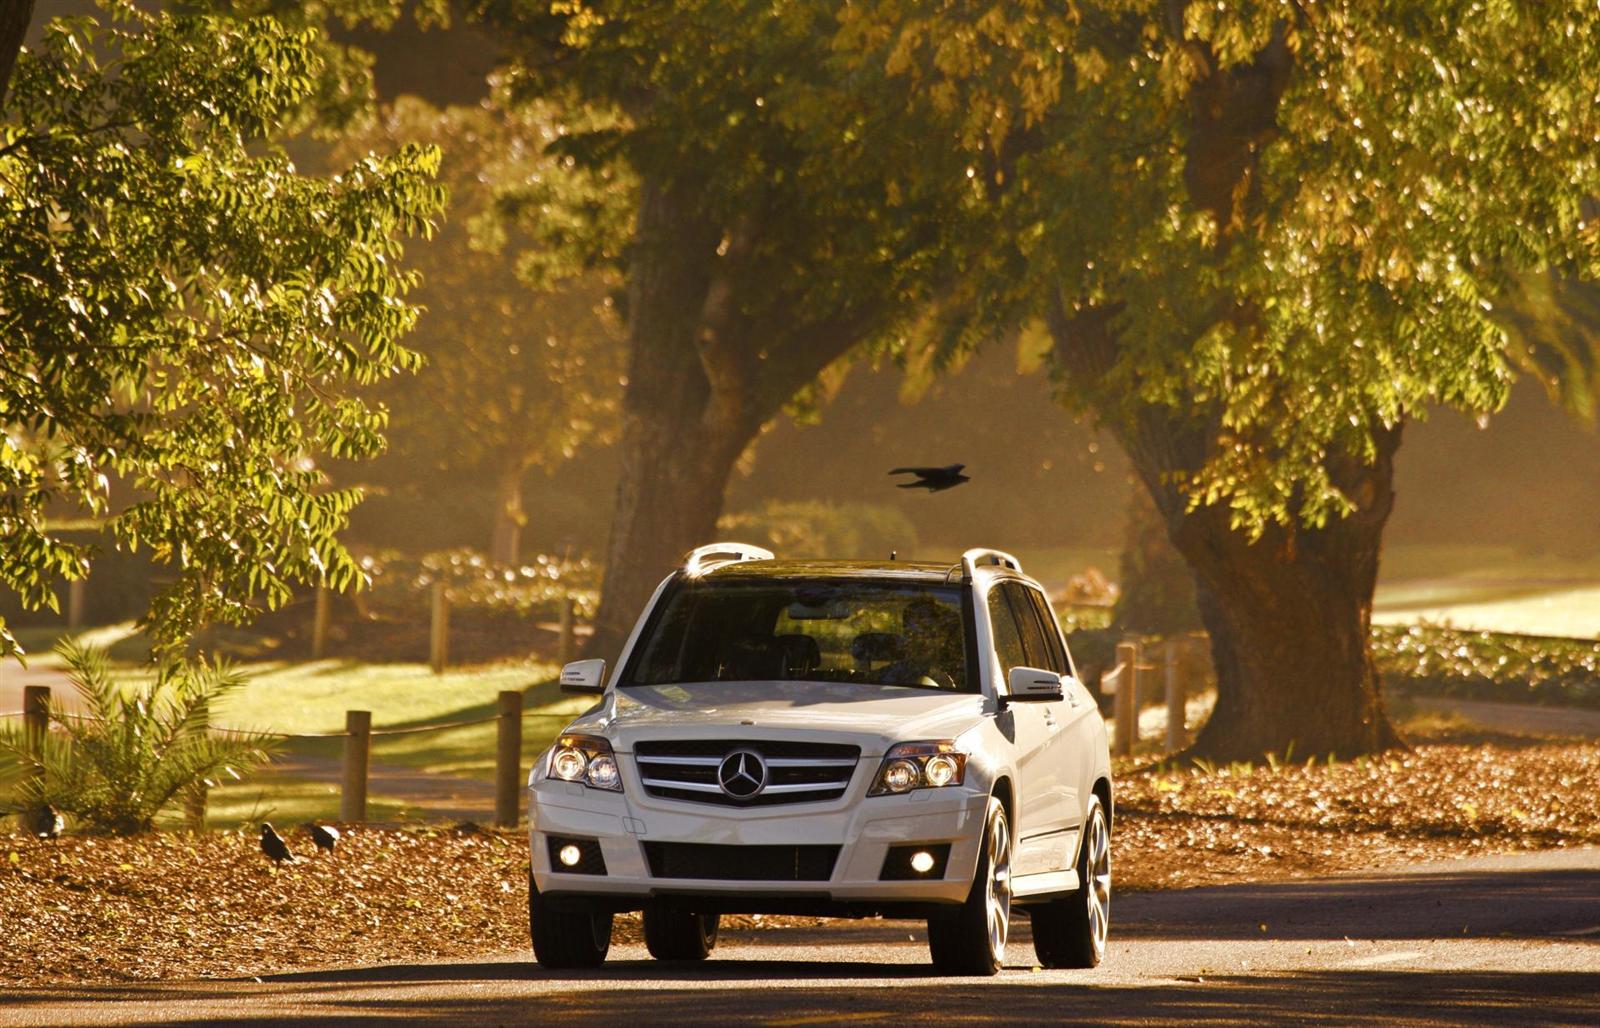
[1003,583,1053,672]
[1023,587,1071,676]
[986,587,1029,676]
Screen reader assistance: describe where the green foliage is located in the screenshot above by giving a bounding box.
[469,0,978,407]
[845,1,1600,534]
[358,547,600,619]
[718,500,920,560]
[332,93,628,501]
[0,4,443,658]
[1373,623,1600,710]
[0,642,276,834]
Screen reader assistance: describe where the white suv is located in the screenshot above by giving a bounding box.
[528,544,1113,976]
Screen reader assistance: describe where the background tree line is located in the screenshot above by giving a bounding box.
[6,0,1600,761]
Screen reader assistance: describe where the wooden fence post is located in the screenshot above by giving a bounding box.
[186,695,209,833]
[557,594,576,667]
[67,579,86,631]
[312,586,331,660]
[1113,641,1137,757]
[23,686,49,799]
[1165,637,1185,752]
[495,691,523,828]
[429,580,449,674]
[342,710,372,823]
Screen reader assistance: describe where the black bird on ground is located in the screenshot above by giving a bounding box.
[889,463,970,492]
[30,804,63,840]
[260,822,296,864]
[303,822,340,854]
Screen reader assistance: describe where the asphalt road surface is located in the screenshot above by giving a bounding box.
[4,848,1598,1026]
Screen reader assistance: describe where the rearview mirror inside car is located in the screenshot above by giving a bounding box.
[560,658,607,694]
[1006,666,1064,703]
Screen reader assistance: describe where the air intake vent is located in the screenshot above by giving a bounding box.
[643,842,840,881]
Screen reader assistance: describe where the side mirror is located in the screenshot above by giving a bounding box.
[1006,666,1064,704]
[560,658,607,694]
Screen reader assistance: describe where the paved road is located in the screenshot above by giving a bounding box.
[1402,695,1600,739]
[5,848,1596,1026]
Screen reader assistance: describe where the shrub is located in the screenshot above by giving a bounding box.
[357,548,600,620]
[718,500,919,560]
[1372,624,1600,710]
[0,643,276,834]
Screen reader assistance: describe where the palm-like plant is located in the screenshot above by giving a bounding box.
[0,642,276,834]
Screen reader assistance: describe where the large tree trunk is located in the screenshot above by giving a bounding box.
[1167,426,1405,760]
[584,180,743,661]
[0,0,35,110]
[489,456,525,566]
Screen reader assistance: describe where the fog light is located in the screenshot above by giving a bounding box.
[910,850,936,874]
[558,844,582,867]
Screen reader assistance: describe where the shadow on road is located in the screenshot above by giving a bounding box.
[1114,867,1600,943]
[4,971,1597,1025]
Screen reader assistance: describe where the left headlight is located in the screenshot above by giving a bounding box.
[868,741,967,796]
[544,733,623,793]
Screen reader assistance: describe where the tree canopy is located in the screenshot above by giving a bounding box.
[0,4,442,658]
[829,0,1600,757]
[852,0,1600,530]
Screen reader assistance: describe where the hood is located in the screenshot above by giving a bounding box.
[564,680,989,758]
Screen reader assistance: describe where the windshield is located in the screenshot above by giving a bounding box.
[622,578,975,692]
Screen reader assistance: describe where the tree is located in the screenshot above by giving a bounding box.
[843,1,1600,757]
[334,94,628,564]
[0,4,442,658]
[469,0,974,656]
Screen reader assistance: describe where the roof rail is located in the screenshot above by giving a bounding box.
[958,547,1023,579]
[683,541,775,576]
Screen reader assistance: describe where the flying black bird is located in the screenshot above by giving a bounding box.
[260,822,296,864]
[30,804,63,840]
[303,822,340,854]
[889,463,970,492]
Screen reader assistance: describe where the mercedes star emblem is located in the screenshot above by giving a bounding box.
[717,749,768,800]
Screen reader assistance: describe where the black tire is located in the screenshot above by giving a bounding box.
[528,868,613,969]
[643,907,719,962]
[927,796,1011,976]
[1030,794,1111,969]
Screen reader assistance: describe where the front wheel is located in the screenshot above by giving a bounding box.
[1030,794,1111,968]
[528,869,613,969]
[643,907,719,961]
[927,795,1011,976]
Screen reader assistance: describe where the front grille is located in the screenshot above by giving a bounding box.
[643,842,840,881]
[634,740,860,807]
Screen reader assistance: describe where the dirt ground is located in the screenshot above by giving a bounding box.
[2,725,1596,986]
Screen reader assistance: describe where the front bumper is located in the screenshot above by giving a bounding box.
[529,776,988,912]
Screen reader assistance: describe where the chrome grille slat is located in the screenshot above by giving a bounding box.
[634,739,860,807]
[636,755,723,766]
[640,777,724,793]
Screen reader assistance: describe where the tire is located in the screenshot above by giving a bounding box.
[643,907,719,962]
[1030,794,1111,969]
[528,868,613,969]
[927,795,1011,976]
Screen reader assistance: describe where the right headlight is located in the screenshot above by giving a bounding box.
[544,733,623,793]
[868,741,967,796]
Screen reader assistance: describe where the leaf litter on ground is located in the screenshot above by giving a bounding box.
[1,725,1595,985]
